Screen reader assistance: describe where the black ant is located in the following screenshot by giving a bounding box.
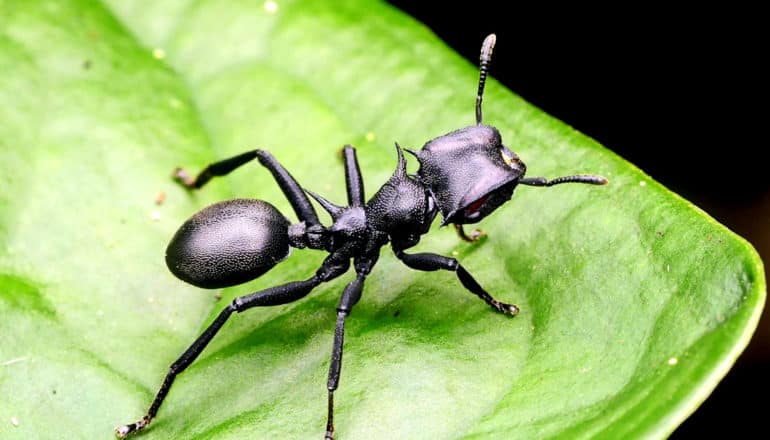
[116,34,607,439]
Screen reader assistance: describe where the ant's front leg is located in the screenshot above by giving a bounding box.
[453,224,485,243]
[394,250,518,316]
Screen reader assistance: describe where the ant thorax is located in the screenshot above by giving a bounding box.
[364,145,436,251]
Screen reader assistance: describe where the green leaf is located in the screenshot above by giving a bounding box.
[0,1,763,439]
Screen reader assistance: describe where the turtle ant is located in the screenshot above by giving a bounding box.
[116,34,607,439]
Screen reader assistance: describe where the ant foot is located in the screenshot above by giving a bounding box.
[172,167,195,188]
[454,224,486,242]
[115,416,150,438]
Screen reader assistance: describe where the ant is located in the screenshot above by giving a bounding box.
[116,34,607,439]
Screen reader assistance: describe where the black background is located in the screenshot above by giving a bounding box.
[388,3,767,437]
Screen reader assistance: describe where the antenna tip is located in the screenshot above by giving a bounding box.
[482,34,497,50]
[586,175,609,185]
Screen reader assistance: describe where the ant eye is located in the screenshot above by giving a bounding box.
[426,193,435,213]
[500,148,520,168]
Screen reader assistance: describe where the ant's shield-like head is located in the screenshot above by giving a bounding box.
[412,125,525,225]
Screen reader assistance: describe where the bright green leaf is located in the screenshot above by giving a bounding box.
[0,1,763,439]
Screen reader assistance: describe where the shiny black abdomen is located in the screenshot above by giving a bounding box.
[166,199,290,289]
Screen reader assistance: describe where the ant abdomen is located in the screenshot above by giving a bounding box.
[165,199,291,289]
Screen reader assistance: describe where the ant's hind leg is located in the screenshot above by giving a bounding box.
[115,275,324,438]
[394,250,518,316]
[174,150,259,189]
[254,150,322,226]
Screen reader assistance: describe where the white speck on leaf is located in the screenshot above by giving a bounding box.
[264,0,278,14]
[2,356,29,366]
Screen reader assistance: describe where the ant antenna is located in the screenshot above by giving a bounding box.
[519,175,609,187]
[476,34,496,125]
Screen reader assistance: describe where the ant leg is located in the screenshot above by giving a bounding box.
[325,273,365,440]
[394,250,518,316]
[254,150,321,226]
[173,150,259,189]
[173,149,321,226]
[519,175,608,187]
[453,224,485,243]
[342,145,365,207]
[116,275,326,438]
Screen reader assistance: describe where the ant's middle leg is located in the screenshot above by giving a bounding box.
[324,273,365,440]
[341,145,364,208]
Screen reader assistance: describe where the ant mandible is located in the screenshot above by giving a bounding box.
[117,34,607,439]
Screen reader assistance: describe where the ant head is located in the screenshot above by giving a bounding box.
[409,33,529,226]
[410,125,525,225]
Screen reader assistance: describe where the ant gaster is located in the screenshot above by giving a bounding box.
[116,34,607,439]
